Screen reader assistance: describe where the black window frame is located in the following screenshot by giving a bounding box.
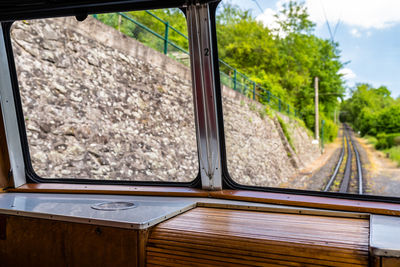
[212,2,400,204]
[1,0,206,187]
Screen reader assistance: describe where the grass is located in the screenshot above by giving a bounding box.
[364,134,400,166]
[277,115,296,153]
[248,103,257,111]
[364,135,378,146]
[257,106,274,120]
[384,146,400,167]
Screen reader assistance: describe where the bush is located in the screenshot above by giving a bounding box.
[364,135,378,146]
[321,118,338,143]
[377,105,400,134]
[384,146,400,167]
[376,133,400,149]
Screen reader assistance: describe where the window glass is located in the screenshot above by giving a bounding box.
[217,0,400,198]
[11,9,197,182]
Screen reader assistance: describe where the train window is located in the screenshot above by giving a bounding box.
[217,1,400,198]
[10,9,198,182]
[218,1,325,188]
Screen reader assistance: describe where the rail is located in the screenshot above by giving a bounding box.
[324,124,363,194]
[93,11,300,118]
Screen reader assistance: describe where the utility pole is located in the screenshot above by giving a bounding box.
[314,77,319,142]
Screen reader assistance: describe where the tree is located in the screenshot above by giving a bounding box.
[98,2,347,140]
[341,83,396,136]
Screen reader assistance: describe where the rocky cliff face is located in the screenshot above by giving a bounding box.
[222,88,320,187]
[12,17,197,182]
[11,16,320,186]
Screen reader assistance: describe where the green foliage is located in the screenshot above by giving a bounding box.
[258,106,274,120]
[344,83,400,167]
[364,135,378,146]
[274,0,315,34]
[258,109,266,119]
[341,83,399,137]
[376,133,400,150]
[248,103,257,111]
[321,118,338,143]
[300,106,337,142]
[97,9,188,53]
[216,1,344,134]
[277,116,295,152]
[377,105,400,134]
[97,2,345,141]
[384,146,400,167]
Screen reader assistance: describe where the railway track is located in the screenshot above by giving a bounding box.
[323,124,363,194]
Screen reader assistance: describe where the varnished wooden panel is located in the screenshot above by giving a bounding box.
[147,207,369,266]
[371,256,400,267]
[382,257,400,267]
[210,190,400,216]
[0,214,139,267]
[10,183,209,197]
[0,108,10,190]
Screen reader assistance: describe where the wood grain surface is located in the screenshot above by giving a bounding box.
[0,214,139,267]
[0,108,10,190]
[210,190,400,216]
[146,207,369,266]
[10,183,209,197]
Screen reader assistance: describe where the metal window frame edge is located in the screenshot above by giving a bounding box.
[1,17,203,188]
[186,1,222,190]
[0,23,26,187]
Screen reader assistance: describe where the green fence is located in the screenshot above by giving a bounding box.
[93,11,300,117]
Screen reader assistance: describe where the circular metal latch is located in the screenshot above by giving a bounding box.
[91,201,136,211]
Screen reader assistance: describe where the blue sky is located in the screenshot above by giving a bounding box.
[223,0,400,98]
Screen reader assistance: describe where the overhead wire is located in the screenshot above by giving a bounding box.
[252,0,263,13]
[320,0,342,43]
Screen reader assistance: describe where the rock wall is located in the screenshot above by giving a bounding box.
[222,87,320,187]
[12,17,197,182]
[11,16,320,186]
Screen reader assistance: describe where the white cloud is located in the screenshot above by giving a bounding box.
[256,8,279,29]
[350,28,361,38]
[339,68,356,80]
[257,0,400,31]
[305,0,400,29]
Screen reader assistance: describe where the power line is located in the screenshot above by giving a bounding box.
[332,19,341,40]
[252,0,263,13]
[320,0,341,43]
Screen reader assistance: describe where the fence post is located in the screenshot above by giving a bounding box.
[267,91,271,103]
[118,14,122,31]
[279,99,281,112]
[287,104,290,114]
[233,69,237,91]
[252,82,256,100]
[164,22,169,55]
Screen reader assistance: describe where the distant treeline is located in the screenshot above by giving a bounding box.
[341,84,400,148]
[98,1,346,142]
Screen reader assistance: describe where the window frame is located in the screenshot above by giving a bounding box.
[1,4,202,188]
[1,0,400,205]
[208,2,400,204]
